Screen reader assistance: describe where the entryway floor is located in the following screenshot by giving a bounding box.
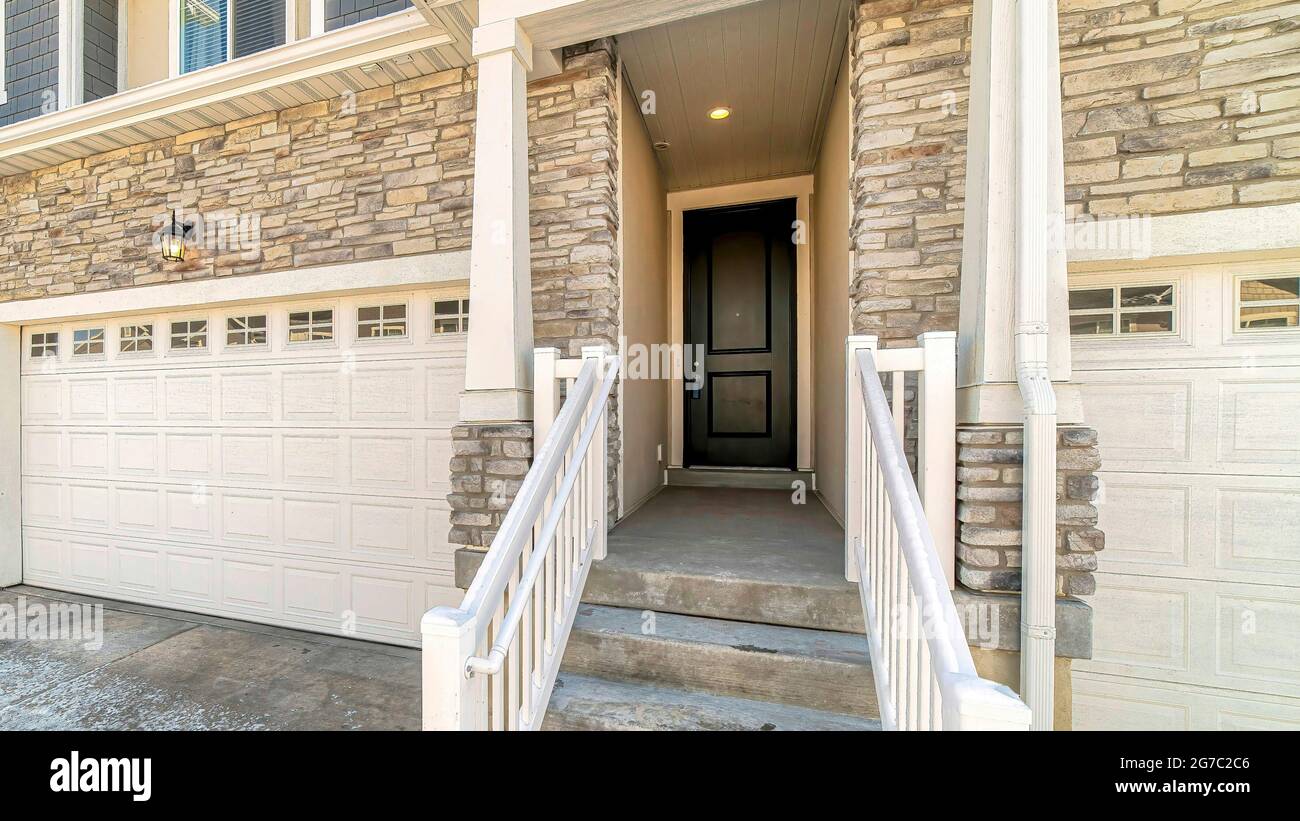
[605,485,850,589]
[0,586,419,730]
[582,486,864,634]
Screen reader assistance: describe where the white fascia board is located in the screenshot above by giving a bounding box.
[0,251,470,325]
[0,9,454,165]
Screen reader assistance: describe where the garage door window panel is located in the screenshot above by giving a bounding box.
[357,304,408,340]
[30,332,59,359]
[120,325,155,354]
[288,309,335,345]
[1069,283,1176,338]
[171,320,209,352]
[1238,276,1300,331]
[433,298,469,335]
[72,328,106,357]
[227,315,268,347]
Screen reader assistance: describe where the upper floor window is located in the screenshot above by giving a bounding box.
[357,304,407,339]
[30,332,58,358]
[1238,276,1299,331]
[288,309,334,343]
[181,0,287,74]
[73,328,106,356]
[1069,284,1176,337]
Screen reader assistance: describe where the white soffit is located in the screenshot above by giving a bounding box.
[0,10,471,177]
[619,0,853,192]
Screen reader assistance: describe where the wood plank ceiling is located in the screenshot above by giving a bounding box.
[618,0,853,192]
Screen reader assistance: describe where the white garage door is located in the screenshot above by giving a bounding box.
[19,288,468,647]
[1069,260,1300,730]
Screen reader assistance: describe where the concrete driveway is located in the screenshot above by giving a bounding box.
[0,586,420,730]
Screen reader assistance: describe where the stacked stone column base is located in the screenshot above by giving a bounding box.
[447,423,533,549]
[955,425,1105,597]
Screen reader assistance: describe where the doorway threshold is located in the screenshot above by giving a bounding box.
[667,466,813,490]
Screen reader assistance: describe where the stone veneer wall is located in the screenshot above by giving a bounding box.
[955,427,1104,597]
[0,68,477,300]
[447,40,622,550]
[851,0,970,348]
[1059,0,1300,217]
[853,0,1300,598]
[448,424,533,549]
[853,0,1300,347]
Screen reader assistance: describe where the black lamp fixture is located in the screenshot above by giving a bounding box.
[160,209,194,262]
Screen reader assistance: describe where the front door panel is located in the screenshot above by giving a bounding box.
[685,199,795,468]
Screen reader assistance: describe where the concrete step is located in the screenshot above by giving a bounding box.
[562,604,877,718]
[666,467,815,491]
[541,672,880,731]
[584,559,865,634]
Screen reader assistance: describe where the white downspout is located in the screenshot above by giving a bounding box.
[1015,0,1059,731]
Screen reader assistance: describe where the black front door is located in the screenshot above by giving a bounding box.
[684,199,796,469]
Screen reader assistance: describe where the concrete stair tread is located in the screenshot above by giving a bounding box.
[543,672,880,731]
[563,604,878,718]
[573,604,868,666]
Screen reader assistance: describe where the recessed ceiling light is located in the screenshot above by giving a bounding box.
[708,106,731,121]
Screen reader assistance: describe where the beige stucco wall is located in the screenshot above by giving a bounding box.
[126,0,170,90]
[618,75,669,515]
[813,49,851,524]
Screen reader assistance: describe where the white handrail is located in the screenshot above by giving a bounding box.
[422,347,617,730]
[846,334,1030,730]
[466,360,618,676]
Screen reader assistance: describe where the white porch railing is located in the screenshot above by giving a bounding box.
[845,333,1031,731]
[421,347,618,730]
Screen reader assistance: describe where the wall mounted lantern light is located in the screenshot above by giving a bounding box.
[160,210,194,262]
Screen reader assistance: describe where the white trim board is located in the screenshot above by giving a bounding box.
[0,251,470,325]
[1068,203,1300,263]
[0,5,8,107]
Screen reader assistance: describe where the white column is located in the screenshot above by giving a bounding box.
[460,19,535,424]
[957,0,1077,427]
[0,325,19,587]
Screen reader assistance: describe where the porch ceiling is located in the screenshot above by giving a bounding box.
[618,0,853,192]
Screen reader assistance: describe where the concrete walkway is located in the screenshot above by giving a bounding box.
[0,586,420,730]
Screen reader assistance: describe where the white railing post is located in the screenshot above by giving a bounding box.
[944,674,1034,731]
[533,348,562,454]
[421,606,486,730]
[917,332,957,589]
[582,345,609,561]
[844,335,878,582]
